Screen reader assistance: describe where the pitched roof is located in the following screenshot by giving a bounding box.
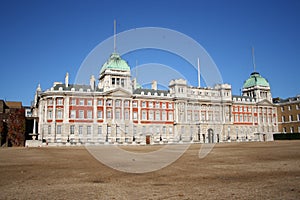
[5,101,22,109]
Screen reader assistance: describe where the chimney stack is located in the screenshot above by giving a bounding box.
[132,78,137,90]
[90,75,95,90]
[152,80,157,90]
[65,72,69,88]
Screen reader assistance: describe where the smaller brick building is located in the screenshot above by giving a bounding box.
[273,96,300,133]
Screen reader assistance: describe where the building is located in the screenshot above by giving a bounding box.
[31,52,278,145]
[0,100,26,146]
[273,96,300,133]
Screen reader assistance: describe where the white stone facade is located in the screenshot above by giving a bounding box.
[32,54,278,145]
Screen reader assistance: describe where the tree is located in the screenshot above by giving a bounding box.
[7,109,25,147]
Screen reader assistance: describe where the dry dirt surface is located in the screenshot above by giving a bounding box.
[0,141,300,200]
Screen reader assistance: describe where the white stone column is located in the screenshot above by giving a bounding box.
[130,100,133,121]
[103,98,107,123]
[64,96,69,123]
[112,99,115,122]
[93,98,97,123]
[121,99,124,122]
[138,100,141,124]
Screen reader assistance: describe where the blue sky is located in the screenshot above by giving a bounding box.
[0,0,299,105]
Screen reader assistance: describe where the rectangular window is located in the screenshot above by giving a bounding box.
[162,103,166,109]
[124,100,129,107]
[70,125,75,134]
[133,126,137,136]
[107,110,112,119]
[155,102,160,108]
[70,110,76,119]
[149,111,154,120]
[187,111,192,121]
[281,106,284,112]
[142,126,146,134]
[298,114,300,121]
[71,99,76,105]
[169,127,173,135]
[142,101,146,108]
[48,125,51,134]
[79,126,83,135]
[168,112,173,121]
[48,99,53,105]
[87,100,92,106]
[115,109,121,120]
[107,126,111,134]
[282,116,285,122]
[97,110,103,119]
[87,126,91,135]
[149,102,153,108]
[296,104,299,110]
[57,110,62,119]
[133,112,138,120]
[57,125,61,134]
[48,110,53,119]
[155,111,160,121]
[87,110,92,119]
[97,99,103,106]
[124,110,129,120]
[288,106,291,111]
[115,100,121,107]
[142,110,147,120]
[201,112,205,121]
[98,126,102,135]
[289,115,293,122]
[79,99,84,106]
[133,101,138,107]
[162,111,166,121]
[194,112,199,121]
[57,98,63,105]
[79,110,84,119]
[168,103,173,109]
[290,127,294,133]
[121,79,125,87]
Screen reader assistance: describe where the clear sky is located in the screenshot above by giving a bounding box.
[0,0,299,106]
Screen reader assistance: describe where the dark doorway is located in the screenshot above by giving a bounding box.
[208,128,214,143]
[146,135,151,144]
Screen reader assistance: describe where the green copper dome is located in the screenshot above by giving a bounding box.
[100,53,130,74]
[243,72,270,88]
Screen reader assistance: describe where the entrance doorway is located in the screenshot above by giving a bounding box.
[146,135,151,145]
[208,128,214,143]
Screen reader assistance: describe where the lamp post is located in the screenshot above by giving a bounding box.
[227,126,230,141]
[106,125,109,142]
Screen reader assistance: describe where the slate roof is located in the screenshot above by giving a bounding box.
[52,84,103,92]
[133,88,169,96]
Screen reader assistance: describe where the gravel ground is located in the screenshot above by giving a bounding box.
[0,141,299,200]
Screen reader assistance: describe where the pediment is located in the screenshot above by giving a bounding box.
[104,88,132,97]
[256,99,274,106]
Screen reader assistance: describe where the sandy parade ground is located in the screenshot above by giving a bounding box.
[0,141,300,200]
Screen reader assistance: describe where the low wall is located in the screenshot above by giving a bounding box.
[273,133,300,140]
